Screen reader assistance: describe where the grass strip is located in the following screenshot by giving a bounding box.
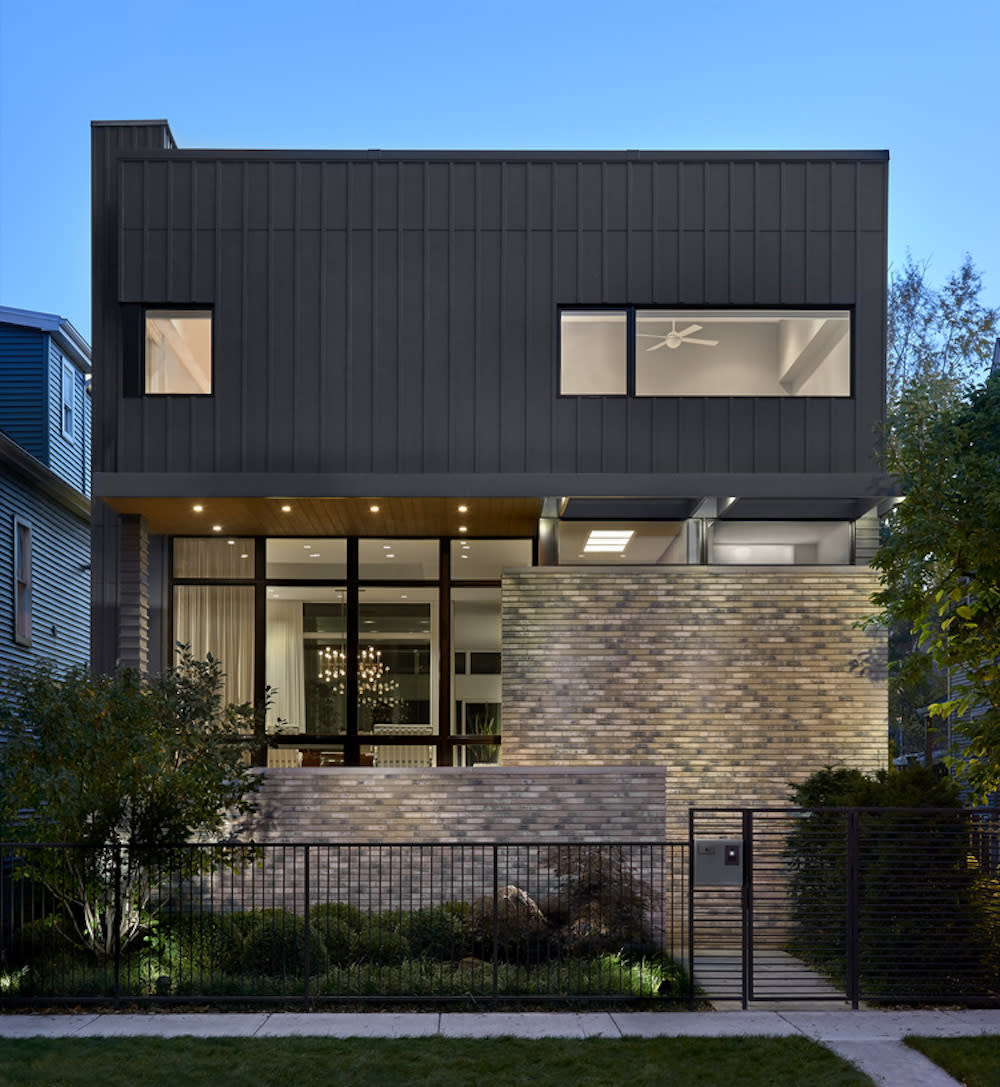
[0,1036,874,1087]
[905,1035,1000,1087]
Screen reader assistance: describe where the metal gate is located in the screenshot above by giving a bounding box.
[689,807,1000,1008]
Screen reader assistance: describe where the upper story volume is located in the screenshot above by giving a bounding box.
[91,121,890,507]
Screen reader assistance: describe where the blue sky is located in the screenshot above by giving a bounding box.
[2,0,998,344]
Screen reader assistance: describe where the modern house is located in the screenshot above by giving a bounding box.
[0,306,91,682]
[90,121,891,839]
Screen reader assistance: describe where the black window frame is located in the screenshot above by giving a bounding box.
[124,304,216,398]
[169,534,531,767]
[558,304,855,400]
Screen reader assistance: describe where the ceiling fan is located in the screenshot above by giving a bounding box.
[639,320,719,351]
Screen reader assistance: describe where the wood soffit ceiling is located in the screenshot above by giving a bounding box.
[103,496,542,538]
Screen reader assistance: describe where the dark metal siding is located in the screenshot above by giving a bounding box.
[91,121,176,673]
[0,324,46,462]
[98,146,887,484]
[0,469,90,675]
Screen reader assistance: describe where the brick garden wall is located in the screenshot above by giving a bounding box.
[240,766,667,842]
[501,567,887,838]
[209,767,671,917]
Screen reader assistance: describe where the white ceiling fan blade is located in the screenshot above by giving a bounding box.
[684,338,719,347]
[676,324,702,337]
[645,340,670,351]
[638,333,666,339]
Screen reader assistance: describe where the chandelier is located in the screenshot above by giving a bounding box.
[320,645,402,708]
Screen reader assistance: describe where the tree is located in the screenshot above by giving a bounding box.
[0,650,260,958]
[871,375,1000,800]
[887,254,997,406]
[882,256,998,759]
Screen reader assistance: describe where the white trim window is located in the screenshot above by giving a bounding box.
[61,359,76,440]
[13,517,32,646]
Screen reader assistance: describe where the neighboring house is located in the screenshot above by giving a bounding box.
[90,121,892,839]
[0,307,91,683]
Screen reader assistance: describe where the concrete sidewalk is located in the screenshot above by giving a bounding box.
[2,1009,999,1086]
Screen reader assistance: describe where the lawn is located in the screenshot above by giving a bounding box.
[0,1036,875,1087]
[905,1035,1000,1087]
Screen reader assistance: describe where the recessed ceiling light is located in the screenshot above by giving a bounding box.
[386,553,395,558]
[458,504,468,513]
[383,544,391,550]
[212,525,222,532]
[240,553,249,559]
[227,540,235,545]
[370,505,380,513]
[304,544,312,549]
[310,553,321,558]
[192,504,204,513]
[400,594,407,599]
[458,526,467,533]
[281,505,292,513]
[460,554,468,559]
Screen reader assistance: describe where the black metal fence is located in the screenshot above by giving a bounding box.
[0,841,688,1006]
[5,809,1000,1008]
[689,807,1000,1008]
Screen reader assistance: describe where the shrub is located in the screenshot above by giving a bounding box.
[239,909,329,977]
[158,910,246,975]
[350,914,410,964]
[786,764,1000,998]
[400,904,474,960]
[310,902,364,931]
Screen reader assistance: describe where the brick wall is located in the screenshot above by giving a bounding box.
[502,567,886,838]
[239,766,667,842]
[213,767,670,914]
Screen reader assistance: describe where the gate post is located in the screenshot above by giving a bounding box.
[846,810,860,1009]
[741,810,753,1010]
[687,809,696,1010]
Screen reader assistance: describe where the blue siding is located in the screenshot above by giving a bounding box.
[0,324,46,462]
[0,468,90,678]
[45,337,90,494]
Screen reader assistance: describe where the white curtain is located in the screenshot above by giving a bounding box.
[265,600,306,733]
[174,585,254,706]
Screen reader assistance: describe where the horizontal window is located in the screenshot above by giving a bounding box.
[145,309,212,394]
[174,537,255,578]
[560,308,851,397]
[451,538,532,578]
[709,521,852,565]
[267,538,347,580]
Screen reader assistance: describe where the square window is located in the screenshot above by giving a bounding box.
[144,309,212,394]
